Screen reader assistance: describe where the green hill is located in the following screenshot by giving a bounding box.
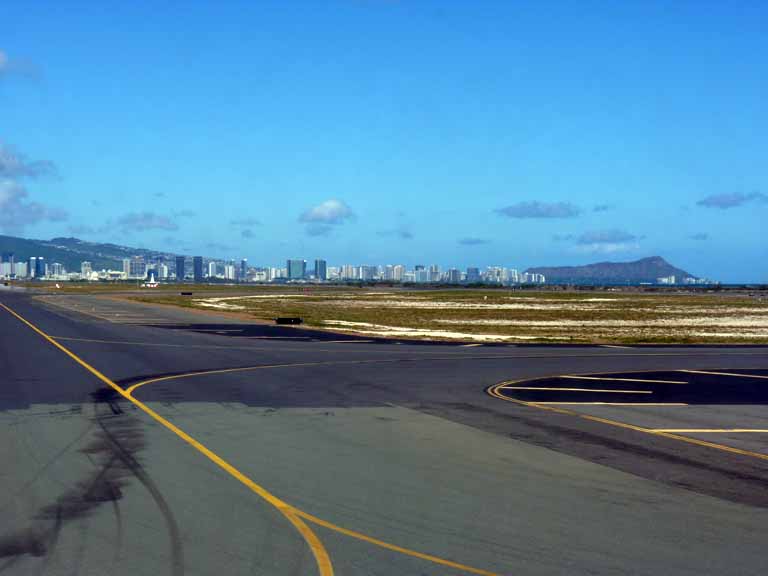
[525,256,694,284]
[0,235,179,271]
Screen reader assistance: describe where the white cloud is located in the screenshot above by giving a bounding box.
[299,199,354,236]
[496,201,580,219]
[0,142,57,179]
[574,242,639,255]
[0,179,68,233]
[576,229,637,245]
[557,229,642,254]
[116,211,178,232]
[299,199,354,224]
[697,192,768,209]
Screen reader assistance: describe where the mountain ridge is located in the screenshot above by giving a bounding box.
[525,256,694,284]
[0,234,181,271]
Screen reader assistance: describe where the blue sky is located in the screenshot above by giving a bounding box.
[1,1,766,281]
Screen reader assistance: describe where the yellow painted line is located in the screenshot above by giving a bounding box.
[3,302,501,576]
[487,381,768,462]
[500,386,652,394]
[652,429,768,433]
[293,510,500,576]
[679,369,768,379]
[534,402,688,406]
[560,375,688,384]
[235,336,313,339]
[601,345,633,349]
[125,363,325,396]
[0,302,334,576]
[322,340,375,343]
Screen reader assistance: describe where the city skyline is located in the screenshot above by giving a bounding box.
[3,248,718,287]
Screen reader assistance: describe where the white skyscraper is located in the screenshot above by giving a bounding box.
[50,263,65,278]
[342,264,356,280]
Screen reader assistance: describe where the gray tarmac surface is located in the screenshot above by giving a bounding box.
[1,291,768,575]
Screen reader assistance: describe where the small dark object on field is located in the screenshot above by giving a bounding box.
[180,292,193,296]
[275,317,303,325]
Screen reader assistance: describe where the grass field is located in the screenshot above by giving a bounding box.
[128,286,768,344]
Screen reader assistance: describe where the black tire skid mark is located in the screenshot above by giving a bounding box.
[0,388,185,576]
[0,417,97,516]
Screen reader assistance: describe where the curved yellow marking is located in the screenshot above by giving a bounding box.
[293,510,500,576]
[653,429,768,433]
[679,369,768,379]
[125,363,324,396]
[3,302,500,576]
[126,366,503,575]
[501,386,652,394]
[560,375,687,384]
[487,380,768,462]
[0,303,334,576]
[535,402,688,406]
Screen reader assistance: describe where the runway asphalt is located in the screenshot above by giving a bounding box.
[1,291,768,575]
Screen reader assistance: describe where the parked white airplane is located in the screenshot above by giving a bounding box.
[142,272,159,288]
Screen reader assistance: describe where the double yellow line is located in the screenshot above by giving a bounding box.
[0,302,498,576]
[487,380,768,462]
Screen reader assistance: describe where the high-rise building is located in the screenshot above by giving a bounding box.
[466,267,480,283]
[429,265,440,282]
[224,264,236,280]
[240,259,248,281]
[1,252,15,277]
[485,266,505,284]
[314,259,327,281]
[193,256,204,282]
[81,261,93,278]
[287,259,306,280]
[157,263,169,279]
[208,261,218,278]
[30,257,45,278]
[122,258,131,278]
[447,268,461,283]
[359,265,376,281]
[175,256,186,281]
[50,262,65,277]
[392,265,405,281]
[342,264,356,280]
[129,256,146,278]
